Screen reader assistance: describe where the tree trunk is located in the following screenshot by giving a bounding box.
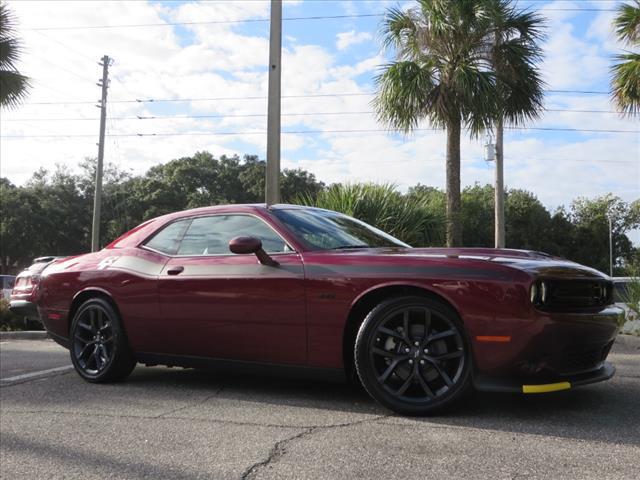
[445,118,462,247]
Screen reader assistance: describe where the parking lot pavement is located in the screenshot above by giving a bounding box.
[1,338,638,480]
[0,339,72,382]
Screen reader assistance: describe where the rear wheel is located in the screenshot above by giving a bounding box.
[69,297,136,383]
[355,296,471,415]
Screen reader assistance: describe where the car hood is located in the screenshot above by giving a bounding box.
[326,247,609,280]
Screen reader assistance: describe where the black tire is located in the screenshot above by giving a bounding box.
[69,297,136,383]
[355,296,472,415]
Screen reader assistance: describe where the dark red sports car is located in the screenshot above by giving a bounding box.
[11,204,621,414]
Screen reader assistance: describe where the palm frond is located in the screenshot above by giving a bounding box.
[611,52,640,116]
[0,70,30,109]
[614,0,640,45]
[0,4,29,109]
[373,60,439,132]
[0,37,21,70]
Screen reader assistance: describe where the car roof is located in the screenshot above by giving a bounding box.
[106,203,328,250]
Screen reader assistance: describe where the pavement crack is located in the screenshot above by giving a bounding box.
[155,385,225,418]
[239,415,390,480]
[240,427,315,480]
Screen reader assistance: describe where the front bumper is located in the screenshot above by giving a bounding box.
[9,300,40,321]
[473,306,622,378]
[474,362,615,393]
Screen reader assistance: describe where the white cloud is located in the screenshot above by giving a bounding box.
[335,30,373,51]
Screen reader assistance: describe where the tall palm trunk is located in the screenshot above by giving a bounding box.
[445,118,462,247]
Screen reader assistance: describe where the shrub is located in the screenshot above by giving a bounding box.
[0,298,23,331]
[295,183,437,246]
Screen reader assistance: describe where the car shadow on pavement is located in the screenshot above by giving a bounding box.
[1,433,208,480]
[124,364,640,447]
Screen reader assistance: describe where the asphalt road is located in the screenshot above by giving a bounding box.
[1,337,638,480]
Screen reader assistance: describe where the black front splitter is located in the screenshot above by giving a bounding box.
[473,362,615,393]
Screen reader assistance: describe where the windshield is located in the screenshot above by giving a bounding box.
[272,208,411,250]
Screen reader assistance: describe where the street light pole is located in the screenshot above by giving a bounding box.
[265,0,282,206]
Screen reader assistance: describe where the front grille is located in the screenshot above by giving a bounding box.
[541,279,613,310]
[554,340,614,375]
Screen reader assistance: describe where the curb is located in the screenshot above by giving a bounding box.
[0,331,49,341]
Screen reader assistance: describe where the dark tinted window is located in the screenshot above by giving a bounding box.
[145,219,191,255]
[177,215,288,255]
[272,208,410,250]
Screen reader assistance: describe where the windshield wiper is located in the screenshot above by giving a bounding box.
[330,245,370,250]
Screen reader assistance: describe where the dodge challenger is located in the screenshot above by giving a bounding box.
[10,204,621,415]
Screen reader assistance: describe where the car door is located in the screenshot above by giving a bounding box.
[154,214,307,365]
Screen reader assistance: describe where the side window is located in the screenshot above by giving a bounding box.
[144,219,191,255]
[177,215,288,256]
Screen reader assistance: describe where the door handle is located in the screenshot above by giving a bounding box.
[167,266,184,276]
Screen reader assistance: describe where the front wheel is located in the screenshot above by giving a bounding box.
[355,296,472,415]
[69,297,136,383]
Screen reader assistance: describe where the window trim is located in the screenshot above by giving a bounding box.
[139,213,296,258]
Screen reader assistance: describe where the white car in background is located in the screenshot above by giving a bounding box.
[1,275,16,300]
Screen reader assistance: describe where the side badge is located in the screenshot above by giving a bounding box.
[97,256,118,270]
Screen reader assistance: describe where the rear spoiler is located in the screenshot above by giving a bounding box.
[28,256,65,274]
[33,256,63,264]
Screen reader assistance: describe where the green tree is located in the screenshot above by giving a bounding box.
[504,188,552,251]
[461,184,495,246]
[406,184,447,245]
[0,4,30,109]
[238,157,325,203]
[568,195,640,274]
[373,0,545,247]
[611,0,640,115]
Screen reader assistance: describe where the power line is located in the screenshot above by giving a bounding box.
[31,29,96,63]
[22,89,612,106]
[3,107,634,122]
[29,51,97,84]
[22,6,618,31]
[3,126,638,138]
[24,14,384,31]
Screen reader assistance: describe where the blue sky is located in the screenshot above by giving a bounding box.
[1,0,638,241]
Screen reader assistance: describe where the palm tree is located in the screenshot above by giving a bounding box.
[0,4,30,109]
[611,0,640,116]
[374,0,544,246]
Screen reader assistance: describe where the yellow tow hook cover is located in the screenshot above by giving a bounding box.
[522,382,571,394]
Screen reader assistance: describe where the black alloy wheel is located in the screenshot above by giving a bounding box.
[355,296,471,415]
[70,297,136,382]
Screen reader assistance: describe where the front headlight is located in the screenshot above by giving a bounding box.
[540,281,547,304]
[530,280,548,305]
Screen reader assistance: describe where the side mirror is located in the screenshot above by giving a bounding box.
[229,236,279,267]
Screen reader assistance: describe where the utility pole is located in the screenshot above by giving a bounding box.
[91,55,111,252]
[609,215,614,277]
[494,118,505,248]
[265,0,282,206]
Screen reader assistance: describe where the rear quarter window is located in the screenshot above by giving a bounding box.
[144,219,192,255]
